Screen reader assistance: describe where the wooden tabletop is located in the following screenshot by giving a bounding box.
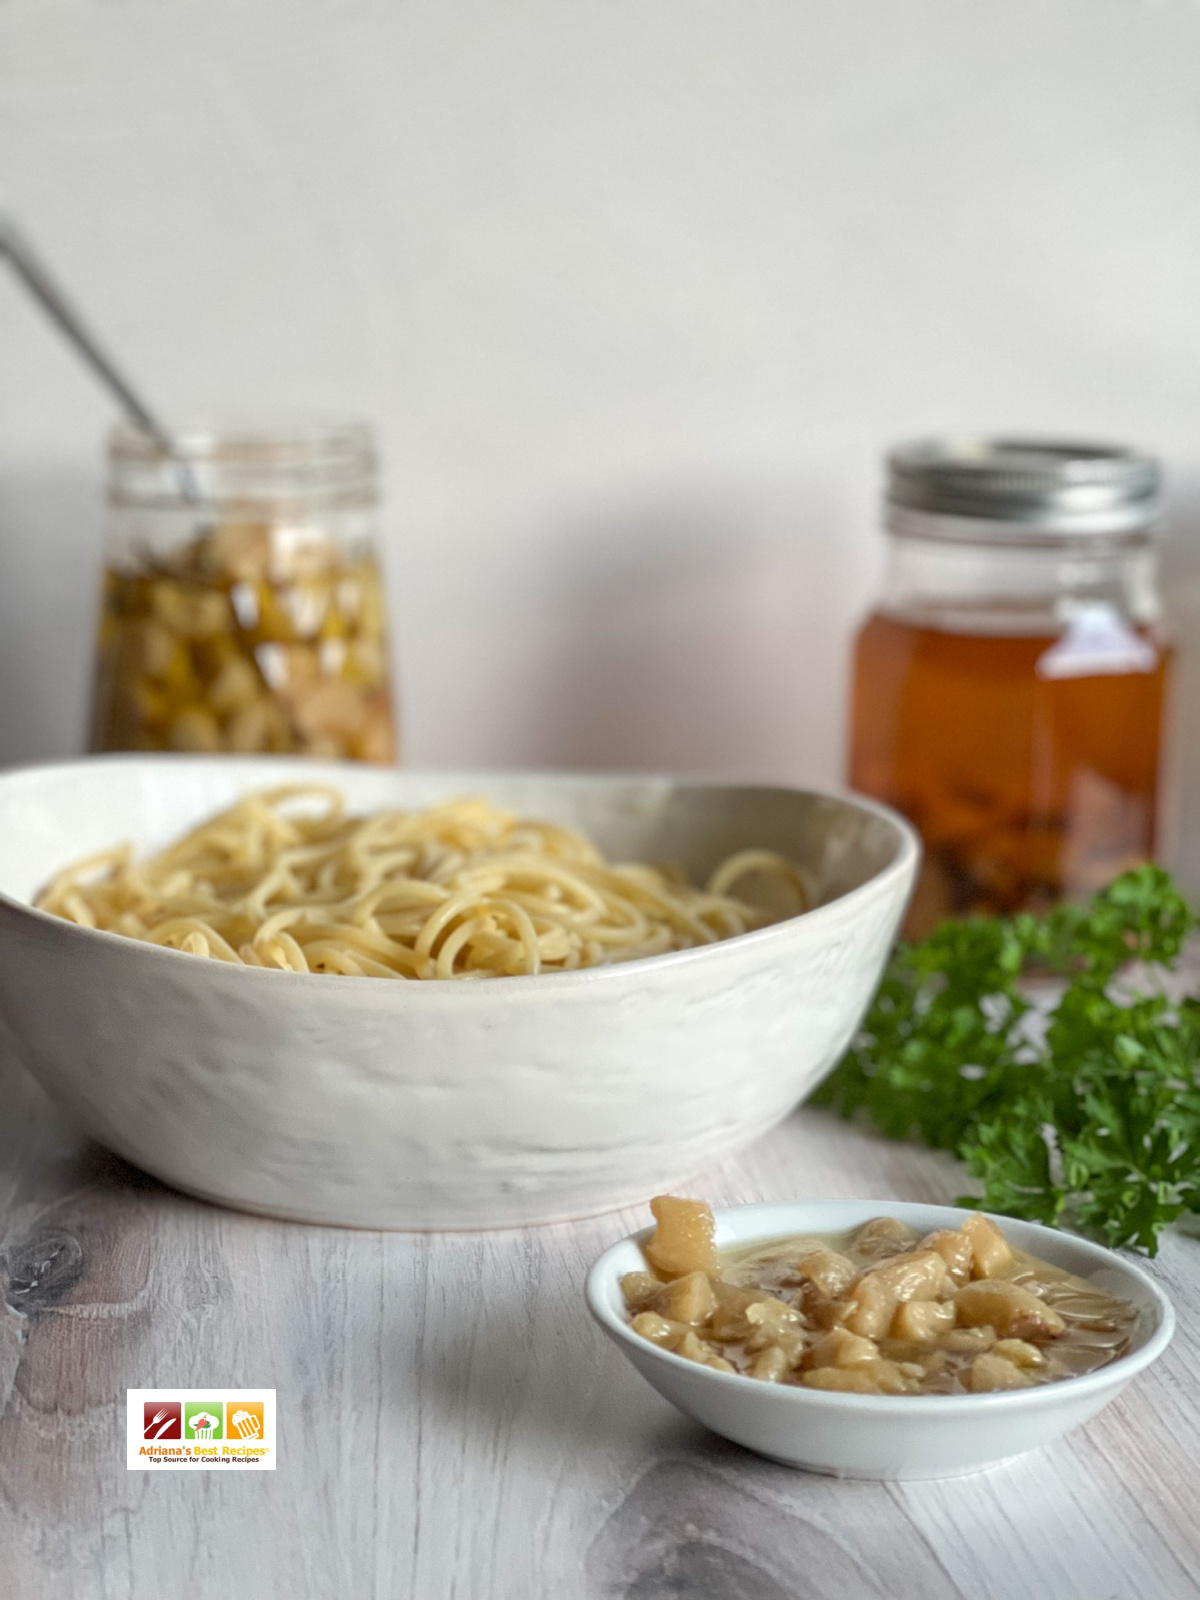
[2,1050,1196,1600]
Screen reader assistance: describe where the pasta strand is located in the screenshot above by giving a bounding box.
[35,788,808,979]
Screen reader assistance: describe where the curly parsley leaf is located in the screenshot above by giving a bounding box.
[811,866,1200,1254]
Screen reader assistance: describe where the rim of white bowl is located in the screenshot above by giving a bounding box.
[585,1200,1176,1414]
[0,755,921,994]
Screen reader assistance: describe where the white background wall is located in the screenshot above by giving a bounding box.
[4,1,1200,876]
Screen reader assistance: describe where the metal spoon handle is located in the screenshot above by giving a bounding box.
[0,213,206,505]
[0,215,175,446]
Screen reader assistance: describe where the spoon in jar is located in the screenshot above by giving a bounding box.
[0,211,206,506]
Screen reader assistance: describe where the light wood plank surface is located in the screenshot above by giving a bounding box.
[1,1050,1196,1600]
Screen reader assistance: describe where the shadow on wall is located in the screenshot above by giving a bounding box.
[0,468,101,765]
[0,469,870,790]
[432,480,864,787]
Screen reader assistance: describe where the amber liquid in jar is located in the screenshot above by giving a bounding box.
[851,613,1170,937]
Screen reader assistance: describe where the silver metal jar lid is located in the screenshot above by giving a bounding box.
[886,437,1161,540]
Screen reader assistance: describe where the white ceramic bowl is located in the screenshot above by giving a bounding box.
[586,1199,1175,1479]
[0,757,917,1229]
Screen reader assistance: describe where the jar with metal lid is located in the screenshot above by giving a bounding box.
[89,421,398,763]
[849,438,1170,937]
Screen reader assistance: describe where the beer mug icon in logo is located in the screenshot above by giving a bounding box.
[228,1401,264,1440]
[184,1401,224,1441]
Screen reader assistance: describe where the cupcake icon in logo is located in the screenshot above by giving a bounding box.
[184,1401,224,1441]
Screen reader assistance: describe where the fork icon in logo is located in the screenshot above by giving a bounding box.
[143,1401,182,1440]
[229,1405,263,1440]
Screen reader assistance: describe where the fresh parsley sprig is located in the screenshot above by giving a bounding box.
[811,865,1199,1254]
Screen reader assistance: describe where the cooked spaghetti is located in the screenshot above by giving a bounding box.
[35,786,809,979]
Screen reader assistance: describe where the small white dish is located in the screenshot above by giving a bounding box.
[585,1199,1175,1480]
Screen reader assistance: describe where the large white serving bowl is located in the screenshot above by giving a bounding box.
[586,1200,1175,1479]
[0,757,917,1229]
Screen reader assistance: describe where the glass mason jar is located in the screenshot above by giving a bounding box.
[849,438,1170,938]
[89,421,398,763]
